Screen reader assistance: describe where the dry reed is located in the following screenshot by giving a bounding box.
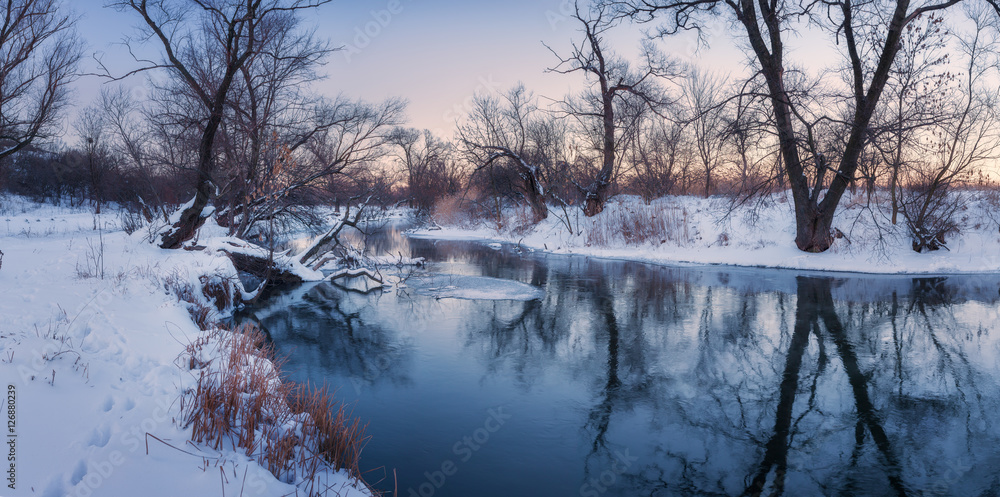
[181,323,373,496]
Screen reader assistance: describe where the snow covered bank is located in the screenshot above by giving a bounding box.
[0,197,371,497]
[411,191,1000,275]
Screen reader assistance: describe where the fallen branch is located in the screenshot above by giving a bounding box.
[298,199,369,269]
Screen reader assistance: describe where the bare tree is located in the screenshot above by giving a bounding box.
[73,105,117,213]
[898,6,1000,251]
[0,0,81,164]
[457,84,550,223]
[210,10,341,238]
[682,68,728,197]
[298,96,406,200]
[868,13,952,223]
[388,128,455,213]
[106,0,332,249]
[548,2,679,216]
[609,0,968,252]
[626,109,688,200]
[95,85,172,218]
[721,79,780,199]
[219,92,404,239]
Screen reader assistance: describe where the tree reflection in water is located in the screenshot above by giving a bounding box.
[243,232,1000,497]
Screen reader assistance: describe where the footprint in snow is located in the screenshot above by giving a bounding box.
[88,425,111,448]
[41,477,66,497]
[70,460,87,485]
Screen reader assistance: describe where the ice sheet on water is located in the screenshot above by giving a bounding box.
[410,274,544,301]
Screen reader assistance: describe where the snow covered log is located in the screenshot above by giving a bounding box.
[225,250,306,286]
[202,238,323,293]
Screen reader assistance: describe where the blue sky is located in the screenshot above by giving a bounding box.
[72,1,756,138]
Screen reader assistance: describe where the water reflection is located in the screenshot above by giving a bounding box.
[242,227,1000,497]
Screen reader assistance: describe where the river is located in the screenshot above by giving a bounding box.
[241,223,1000,497]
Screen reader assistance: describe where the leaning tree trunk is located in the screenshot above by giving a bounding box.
[159,84,233,249]
[159,130,218,249]
[523,170,548,223]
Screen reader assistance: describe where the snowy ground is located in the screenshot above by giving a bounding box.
[0,196,369,497]
[413,190,1000,274]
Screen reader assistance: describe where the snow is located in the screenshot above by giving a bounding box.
[0,196,370,497]
[3,189,996,496]
[201,235,325,283]
[408,274,545,301]
[410,191,1000,275]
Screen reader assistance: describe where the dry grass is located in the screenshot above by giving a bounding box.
[287,382,368,487]
[586,202,691,247]
[507,205,537,235]
[162,272,241,330]
[199,274,237,311]
[430,194,472,227]
[187,304,214,330]
[181,324,372,496]
[430,194,502,229]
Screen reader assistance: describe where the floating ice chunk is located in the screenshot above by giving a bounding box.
[411,274,544,301]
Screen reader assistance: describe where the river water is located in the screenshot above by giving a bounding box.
[241,224,1000,497]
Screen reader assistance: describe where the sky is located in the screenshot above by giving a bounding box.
[72,0,751,140]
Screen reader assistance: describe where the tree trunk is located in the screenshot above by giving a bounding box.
[523,173,548,223]
[583,159,613,216]
[159,91,229,249]
[890,166,899,225]
[583,182,609,217]
[794,203,836,253]
[298,203,364,267]
[583,88,617,217]
[159,161,213,249]
[733,0,911,254]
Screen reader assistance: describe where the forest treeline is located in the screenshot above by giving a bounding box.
[1,0,999,253]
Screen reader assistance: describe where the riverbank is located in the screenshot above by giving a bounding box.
[0,196,371,497]
[412,191,1000,275]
